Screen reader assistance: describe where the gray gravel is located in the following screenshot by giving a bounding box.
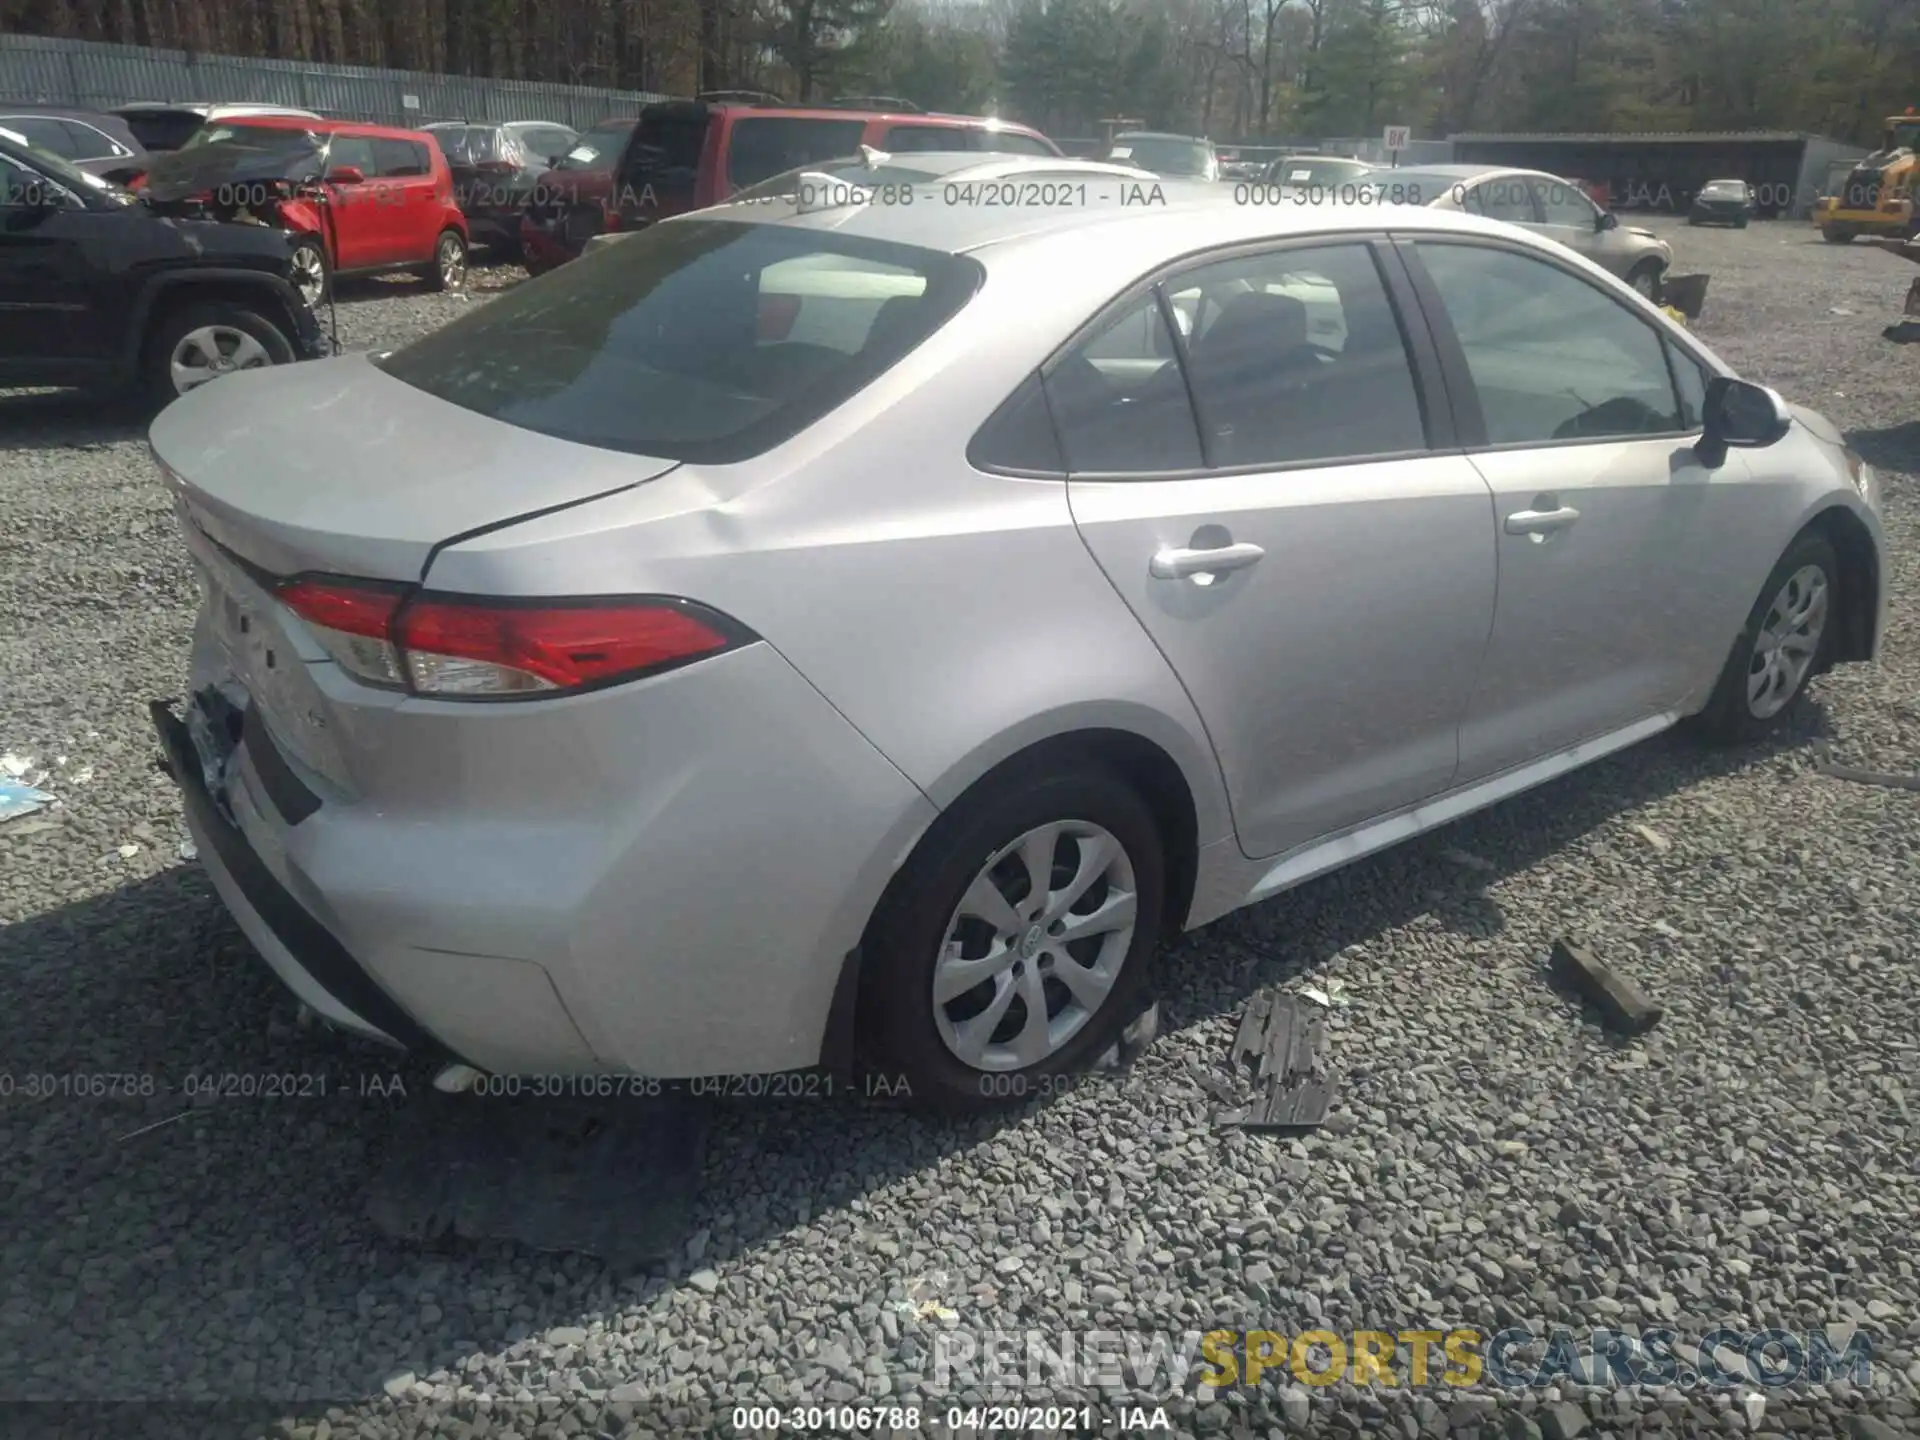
[2,223,1917,1439]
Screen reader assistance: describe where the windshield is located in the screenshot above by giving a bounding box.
[1885,120,1920,151]
[2,135,123,198]
[428,125,505,165]
[1270,156,1372,187]
[1107,137,1212,177]
[1701,179,1747,195]
[375,219,982,464]
[556,122,634,170]
[181,123,324,157]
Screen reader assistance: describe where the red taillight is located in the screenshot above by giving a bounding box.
[276,578,750,699]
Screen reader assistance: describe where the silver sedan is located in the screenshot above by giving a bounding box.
[148,153,1886,1111]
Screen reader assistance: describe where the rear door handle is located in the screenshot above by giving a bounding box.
[1505,506,1580,535]
[1149,542,1266,580]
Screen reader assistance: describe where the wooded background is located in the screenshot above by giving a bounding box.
[2,0,1916,143]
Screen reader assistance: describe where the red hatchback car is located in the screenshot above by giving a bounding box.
[140,115,469,304]
[521,99,1061,271]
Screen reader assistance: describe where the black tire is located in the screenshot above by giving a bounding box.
[1692,530,1840,746]
[857,761,1166,1113]
[424,228,467,292]
[143,300,296,407]
[1821,224,1854,243]
[1626,260,1664,303]
[1735,217,1750,229]
[288,235,329,307]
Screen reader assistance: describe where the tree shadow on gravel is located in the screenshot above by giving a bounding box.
[0,389,150,452]
[0,702,1834,1424]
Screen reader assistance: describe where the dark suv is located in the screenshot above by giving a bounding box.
[519,97,1060,271]
[424,119,578,255]
[0,132,327,404]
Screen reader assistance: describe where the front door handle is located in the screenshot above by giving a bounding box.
[1149,542,1266,580]
[1505,505,1581,535]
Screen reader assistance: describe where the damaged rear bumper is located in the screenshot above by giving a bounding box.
[151,697,459,1059]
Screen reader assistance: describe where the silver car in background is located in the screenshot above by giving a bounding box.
[148,154,1885,1111]
[1380,162,1674,297]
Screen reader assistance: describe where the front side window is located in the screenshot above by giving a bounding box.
[1464,176,1536,224]
[63,120,130,159]
[1531,176,1597,227]
[1164,244,1426,468]
[557,122,635,171]
[375,219,980,464]
[372,137,430,177]
[1417,241,1683,445]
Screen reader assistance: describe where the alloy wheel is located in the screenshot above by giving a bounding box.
[1747,563,1829,718]
[169,325,273,395]
[438,234,467,289]
[291,245,326,308]
[932,820,1137,1072]
[1631,268,1658,298]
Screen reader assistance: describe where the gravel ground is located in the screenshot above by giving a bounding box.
[2,222,1917,1440]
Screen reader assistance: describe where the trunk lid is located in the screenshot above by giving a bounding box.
[148,353,681,583]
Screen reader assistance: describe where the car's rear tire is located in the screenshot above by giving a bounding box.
[857,762,1166,1113]
[1821,223,1855,243]
[1692,531,1840,746]
[143,300,295,407]
[425,229,467,291]
[289,236,329,307]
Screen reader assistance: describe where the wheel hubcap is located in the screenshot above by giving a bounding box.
[292,247,325,307]
[170,325,272,395]
[440,237,465,287]
[1633,270,1656,296]
[1747,563,1828,718]
[932,819,1137,1072]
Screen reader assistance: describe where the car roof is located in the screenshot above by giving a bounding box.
[1113,131,1209,143]
[698,159,1531,259]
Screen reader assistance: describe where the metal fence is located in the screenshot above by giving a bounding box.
[0,32,669,130]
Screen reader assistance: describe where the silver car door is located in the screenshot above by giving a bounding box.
[1061,238,1498,860]
[1406,235,1730,782]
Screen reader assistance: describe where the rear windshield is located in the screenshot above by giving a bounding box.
[556,122,635,171]
[1272,157,1371,187]
[1108,136,1211,176]
[375,219,982,464]
[119,109,206,152]
[429,125,507,165]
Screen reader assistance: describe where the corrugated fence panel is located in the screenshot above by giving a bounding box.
[0,33,669,128]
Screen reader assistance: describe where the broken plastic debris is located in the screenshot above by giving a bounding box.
[1299,978,1353,1008]
[1631,823,1671,852]
[1215,989,1332,1130]
[179,839,198,861]
[1,780,56,824]
[0,753,33,778]
[71,766,94,784]
[117,843,141,859]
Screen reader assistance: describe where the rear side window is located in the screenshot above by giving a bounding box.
[727,117,867,187]
[883,125,974,153]
[1165,243,1426,468]
[375,219,981,464]
[970,373,1065,473]
[519,126,576,161]
[120,110,206,151]
[65,119,131,158]
[1463,178,1535,223]
[621,112,708,203]
[373,137,430,177]
[1043,292,1204,473]
[974,131,1054,156]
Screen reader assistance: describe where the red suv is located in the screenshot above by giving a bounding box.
[139,115,469,304]
[520,97,1061,271]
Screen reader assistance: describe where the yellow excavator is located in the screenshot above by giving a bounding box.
[1817,108,1920,242]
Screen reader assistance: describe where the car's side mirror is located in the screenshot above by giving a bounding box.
[1695,376,1792,468]
[325,165,365,185]
[1597,209,1618,231]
